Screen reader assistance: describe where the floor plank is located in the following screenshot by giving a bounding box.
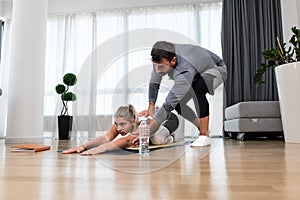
[1,137,300,200]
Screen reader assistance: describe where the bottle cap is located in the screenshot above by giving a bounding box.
[140,116,147,121]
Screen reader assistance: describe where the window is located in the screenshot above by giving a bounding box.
[0,3,223,137]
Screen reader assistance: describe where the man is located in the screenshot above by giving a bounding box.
[139,41,227,146]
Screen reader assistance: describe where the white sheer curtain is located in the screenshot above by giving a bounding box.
[0,2,223,138]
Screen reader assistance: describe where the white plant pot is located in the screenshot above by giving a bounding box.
[275,62,300,143]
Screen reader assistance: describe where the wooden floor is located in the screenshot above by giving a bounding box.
[1,137,300,200]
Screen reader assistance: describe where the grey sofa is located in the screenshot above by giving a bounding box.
[224,101,283,140]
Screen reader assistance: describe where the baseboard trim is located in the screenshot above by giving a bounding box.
[5,137,44,144]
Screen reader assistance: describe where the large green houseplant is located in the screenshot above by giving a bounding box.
[254,26,300,84]
[55,73,77,139]
[254,26,300,143]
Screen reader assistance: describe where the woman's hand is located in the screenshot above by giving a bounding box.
[80,146,104,156]
[131,132,140,146]
[61,145,86,154]
[80,149,95,156]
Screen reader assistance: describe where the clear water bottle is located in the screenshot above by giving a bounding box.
[139,118,150,156]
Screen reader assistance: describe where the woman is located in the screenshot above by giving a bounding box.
[62,104,179,155]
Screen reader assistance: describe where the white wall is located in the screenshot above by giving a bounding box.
[0,2,3,17]
[0,2,12,19]
[281,0,300,41]
[0,0,221,18]
[298,0,300,26]
[2,0,299,34]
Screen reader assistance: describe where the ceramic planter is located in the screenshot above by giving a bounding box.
[275,62,300,143]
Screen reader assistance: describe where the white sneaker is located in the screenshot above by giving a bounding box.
[190,135,210,147]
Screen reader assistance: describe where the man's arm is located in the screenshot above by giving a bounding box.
[154,70,194,124]
[139,66,162,117]
[148,101,155,116]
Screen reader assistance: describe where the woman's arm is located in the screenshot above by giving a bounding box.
[80,134,137,155]
[62,125,119,154]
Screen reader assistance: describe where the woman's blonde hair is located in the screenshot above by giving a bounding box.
[114,104,139,126]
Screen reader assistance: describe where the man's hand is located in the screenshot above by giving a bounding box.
[139,102,156,117]
[138,109,150,117]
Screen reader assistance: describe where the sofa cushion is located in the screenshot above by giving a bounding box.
[225,101,281,120]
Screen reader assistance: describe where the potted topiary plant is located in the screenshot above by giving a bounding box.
[55,73,77,140]
[254,26,300,143]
